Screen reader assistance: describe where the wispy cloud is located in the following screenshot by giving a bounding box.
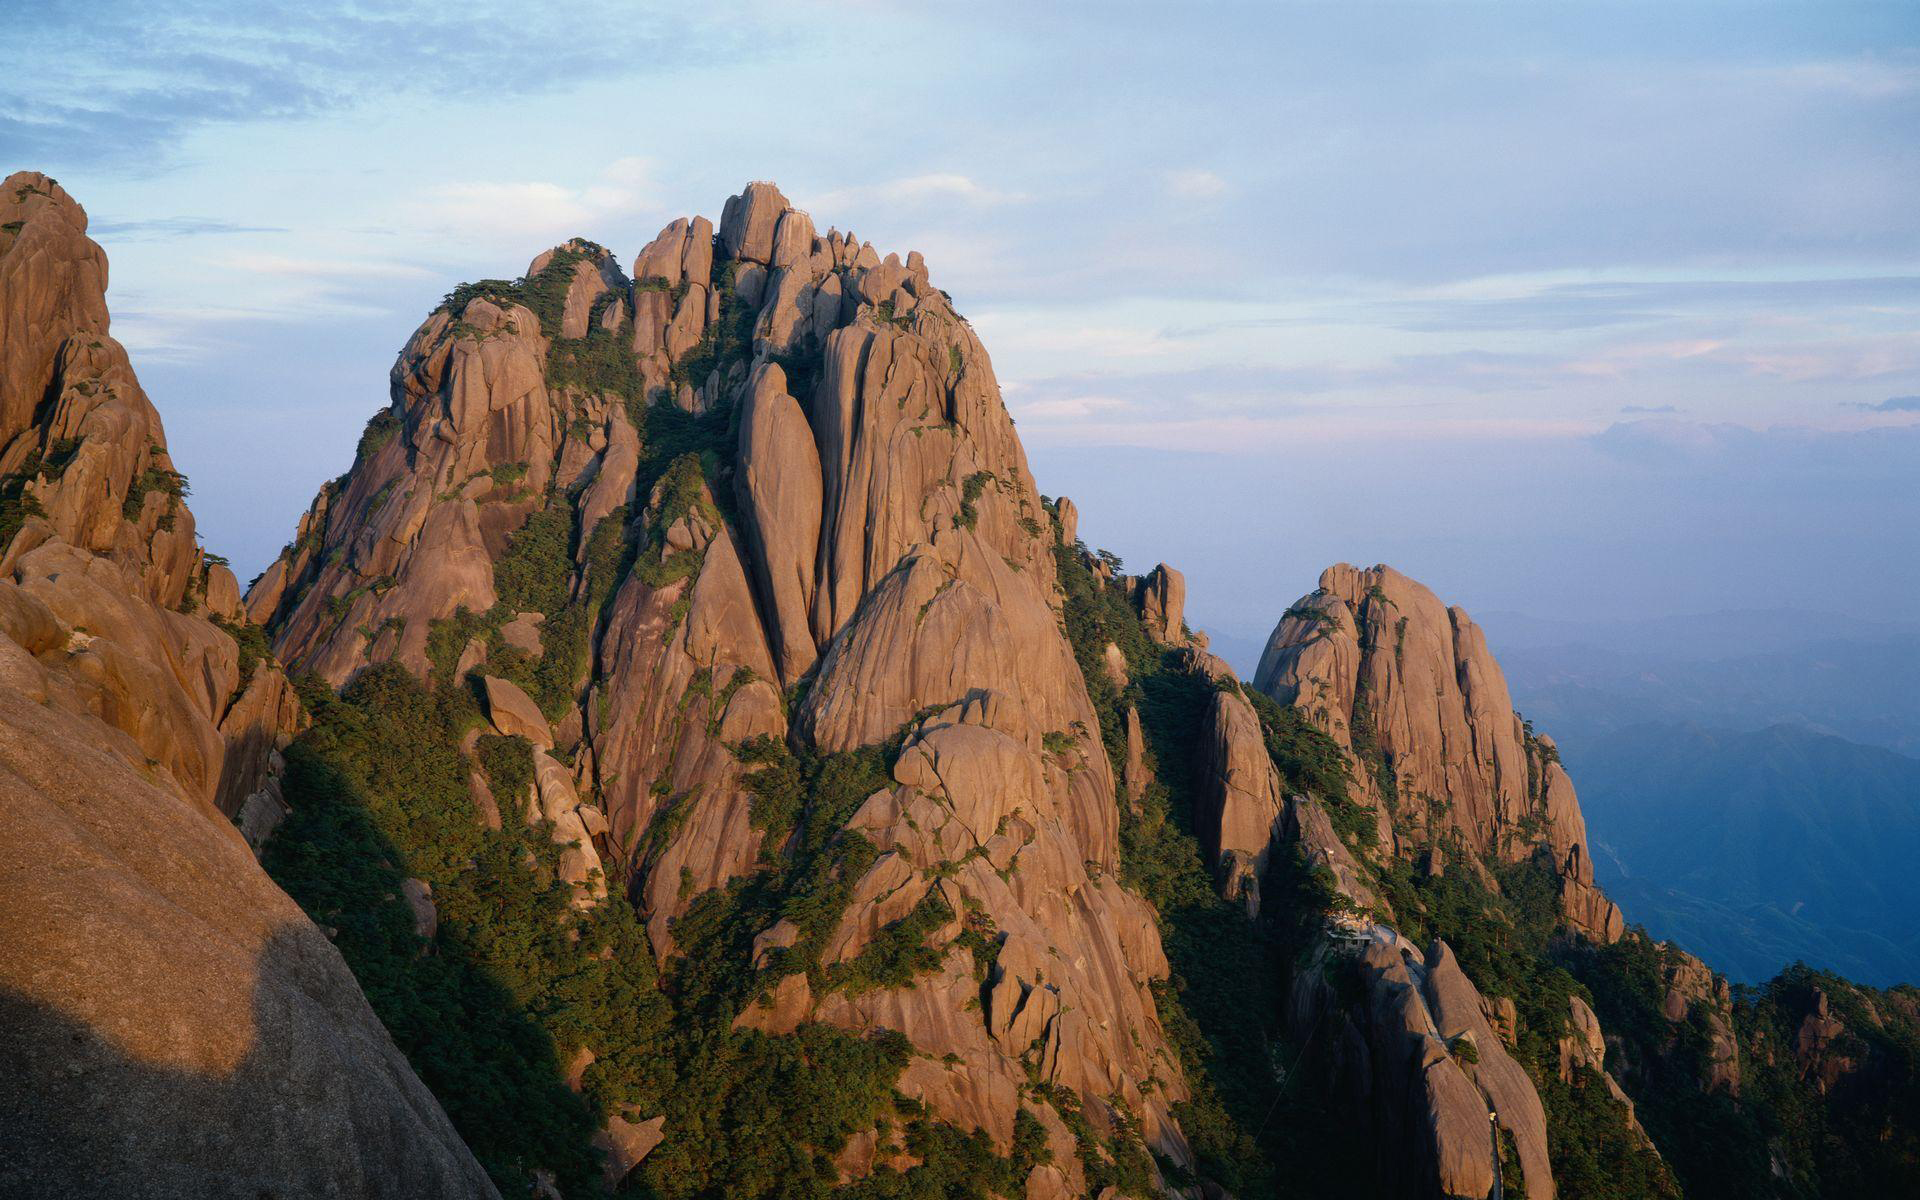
[1375,275,1920,334]
[408,157,664,246]
[1016,408,1595,453]
[1622,404,1680,414]
[1756,58,1920,99]
[0,3,746,166]
[805,173,1028,214]
[1163,168,1228,200]
[221,253,435,280]
[111,298,387,363]
[1851,394,1920,412]
[91,216,289,239]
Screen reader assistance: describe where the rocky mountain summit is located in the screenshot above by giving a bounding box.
[1253,563,1624,942]
[0,171,494,1198]
[246,181,1187,1197]
[3,173,1915,1200]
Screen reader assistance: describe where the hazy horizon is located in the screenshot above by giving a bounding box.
[6,1,1917,637]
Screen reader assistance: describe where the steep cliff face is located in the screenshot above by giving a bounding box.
[252,182,1189,1195]
[0,172,495,1199]
[1190,559,1920,1200]
[10,170,1914,1200]
[1135,561,1664,1198]
[1255,563,1623,943]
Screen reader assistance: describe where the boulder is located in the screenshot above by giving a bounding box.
[1122,706,1150,805]
[735,363,822,683]
[402,877,438,941]
[595,1114,666,1189]
[1054,496,1078,546]
[482,675,551,747]
[719,181,789,264]
[1195,688,1283,914]
[1133,563,1187,645]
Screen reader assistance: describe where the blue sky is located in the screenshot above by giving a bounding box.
[6,0,1917,653]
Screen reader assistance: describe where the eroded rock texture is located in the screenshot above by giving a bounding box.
[1255,563,1623,943]
[253,181,1193,1193]
[1287,933,1556,1200]
[1156,559,1676,1198]
[0,172,495,1199]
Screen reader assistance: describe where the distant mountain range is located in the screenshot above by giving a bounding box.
[1475,608,1920,985]
[1566,723,1920,985]
[1485,608,1920,758]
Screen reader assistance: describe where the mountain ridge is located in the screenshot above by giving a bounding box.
[1,171,1915,1200]
[1572,720,1920,985]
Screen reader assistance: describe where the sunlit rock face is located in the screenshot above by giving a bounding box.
[1256,562,1623,942]
[0,171,496,1199]
[1146,560,1664,1198]
[252,180,1196,1192]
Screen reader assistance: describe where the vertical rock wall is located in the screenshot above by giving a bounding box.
[253,181,1196,1191]
[0,171,494,1199]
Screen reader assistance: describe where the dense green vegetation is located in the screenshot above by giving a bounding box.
[424,490,628,718]
[442,240,650,407]
[0,462,46,552]
[1049,530,1378,1198]
[1364,847,1684,1198]
[1553,934,1920,1200]
[213,613,273,699]
[270,653,1061,1198]
[1045,519,1700,1199]
[122,457,189,528]
[550,289,649,403]
[268,666,652,1196]
[269,237,1079,1197]
[671,260,756,392]
[442,239,613,338]
[354,407,402,464]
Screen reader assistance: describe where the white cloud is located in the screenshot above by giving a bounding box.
[1561,338,1727,379]
[1762,59,1920,99]
[1016,409,1596,453]
[1163,168,1228,200]
[1005,393,1137,422]
[220,253,435,280]
[112,297,391,363]
[969,311,1180,362]
[408,157,664,244]
[805,173,1027,212]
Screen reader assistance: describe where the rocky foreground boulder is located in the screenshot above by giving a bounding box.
[0,172,496,1199]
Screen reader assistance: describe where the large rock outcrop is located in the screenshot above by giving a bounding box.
[1161,561,1661,1197]
[0,172,495,1198]
[1195,686,1284,913]
[252,181,1194,1191]
[1290,932,1557,1200]
[1255,563,1622,942]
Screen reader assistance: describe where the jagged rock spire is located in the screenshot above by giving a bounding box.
[246,180,1198,1188]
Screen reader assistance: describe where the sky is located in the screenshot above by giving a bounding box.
[5,0,1917,659]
